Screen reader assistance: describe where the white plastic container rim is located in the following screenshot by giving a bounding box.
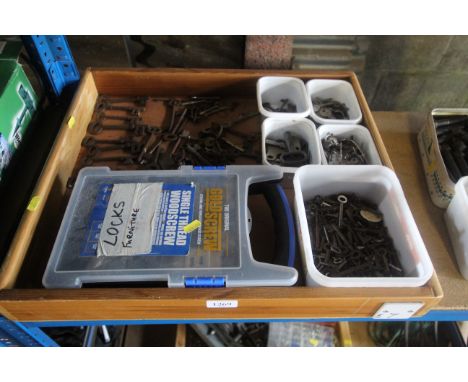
[454,176,468,207]
[261,118,321,173]
[257,76,312,119]
[317,124,382,165]
[444,176,468,279]
[293,165,434,287]
[306,79,363,125]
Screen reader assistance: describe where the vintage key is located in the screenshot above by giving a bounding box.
[81,136,129,147]
[96,102,145,116]
[85,140,143,157]
[87,121,157,136]
[82,154,136,166]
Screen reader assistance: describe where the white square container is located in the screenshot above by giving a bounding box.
[317,124,382,165]
[261,118,321,173]
[444,176,468,279]
[306,79,362,125]
[293,165,434,287]
[257,76,312,119]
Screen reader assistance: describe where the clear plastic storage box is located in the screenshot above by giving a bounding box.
[43,165,298,288]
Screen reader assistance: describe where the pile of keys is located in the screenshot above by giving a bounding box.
[321,133,367,165]
[313,97,350,120]
[262,98,297,113]
[265,131,310,167]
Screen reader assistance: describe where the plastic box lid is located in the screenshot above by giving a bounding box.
[43,165,298,288]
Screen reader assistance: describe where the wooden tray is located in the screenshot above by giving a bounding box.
[0,69,442,322]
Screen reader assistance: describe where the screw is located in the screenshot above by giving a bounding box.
[221,137,244,152]
[441,146,462,181]
[66,177,75,189]
[186,144,211,165]
[172,108,188,134]
[434,116,468,129]
[171,137,183,156]
[146,144,163,169]
[137,132,159,164]
[200,104,231,117]
[167,105,177,132]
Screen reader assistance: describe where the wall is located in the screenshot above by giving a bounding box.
[360,36,468,112]
[66,35,468,113]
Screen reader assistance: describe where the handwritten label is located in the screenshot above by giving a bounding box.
[206,300,238,309]
[98,183,162,256]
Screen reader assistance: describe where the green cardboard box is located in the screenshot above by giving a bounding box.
[0,40,38,181]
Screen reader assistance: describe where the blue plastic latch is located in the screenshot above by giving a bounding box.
[193,166,226,170]
[184,277,226,288]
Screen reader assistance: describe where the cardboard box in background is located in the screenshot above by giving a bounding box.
[0,40,38,181]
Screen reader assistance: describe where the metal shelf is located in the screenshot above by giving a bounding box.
[0,38,466,345]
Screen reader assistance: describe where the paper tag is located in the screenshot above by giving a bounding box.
[67,116,76,129]
[342,339,353,347]
[206,300,238,309]
[373,302,424,319]
[27,195,41,211]
[98,183,162,256]
[183,219,201,233]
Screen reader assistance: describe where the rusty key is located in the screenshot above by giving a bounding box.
[83,154,136,166]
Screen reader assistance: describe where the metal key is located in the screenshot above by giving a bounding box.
[82,136,129,147]
[85,141,143,157]
[96,102,145,116]
[98,95,148,107]
[88,121,154,136]
[83,154,136,166]
[97,110,141,123]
